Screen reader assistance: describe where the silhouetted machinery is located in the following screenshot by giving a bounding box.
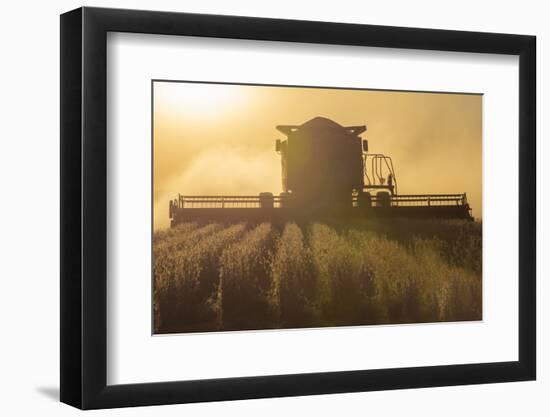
[169,117,472,225]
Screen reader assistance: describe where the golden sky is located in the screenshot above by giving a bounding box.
[153,81,482,230]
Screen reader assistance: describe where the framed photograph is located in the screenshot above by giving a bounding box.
[60,7,536,409]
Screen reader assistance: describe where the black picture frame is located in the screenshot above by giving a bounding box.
[60,6,536,410]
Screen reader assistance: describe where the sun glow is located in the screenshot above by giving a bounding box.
[154,82,247,118]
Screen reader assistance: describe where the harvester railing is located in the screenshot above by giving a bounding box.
[174,193,469,209]
[364,154,397,194]
[385,193,469,207]
[175,195,287,209]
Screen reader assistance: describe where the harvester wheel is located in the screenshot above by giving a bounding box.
[357,191,372,208]
[376,191,391,208]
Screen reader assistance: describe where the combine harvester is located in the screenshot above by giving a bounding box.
[169,117,472,226]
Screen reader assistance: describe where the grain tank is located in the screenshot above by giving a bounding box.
[276,117,365,209]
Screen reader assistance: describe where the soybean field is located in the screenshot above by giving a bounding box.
[153,219,482,334]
